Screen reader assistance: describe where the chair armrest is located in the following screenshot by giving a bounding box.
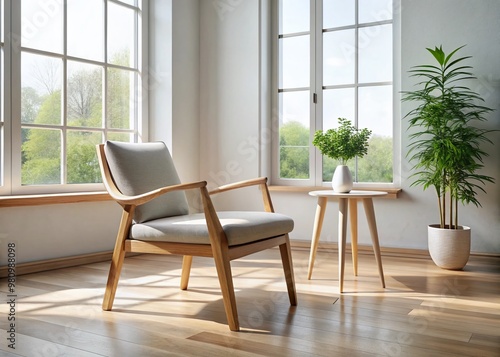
[110,181,207,206]
[208,177,274,212]
[208,177,268,195]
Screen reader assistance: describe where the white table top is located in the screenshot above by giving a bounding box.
[309,190,388,198]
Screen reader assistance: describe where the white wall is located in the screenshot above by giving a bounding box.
[199,0,273,211]
[199,1,262,193]
[0,202,122,265]
[199,0,500,254]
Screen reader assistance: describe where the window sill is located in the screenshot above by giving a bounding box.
[0,186,402,208]
[0,191,112,207]
[268,186,402,199]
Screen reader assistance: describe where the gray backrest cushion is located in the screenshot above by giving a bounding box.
[104,141,189,223]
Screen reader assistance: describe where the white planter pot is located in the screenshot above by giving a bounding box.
[428,224,471,270]
[331,165,353,193]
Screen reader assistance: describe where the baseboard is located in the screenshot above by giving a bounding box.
[0,251,115,278]
[290,240,433,259]
[290,240,500,259]
[1,243,498,278]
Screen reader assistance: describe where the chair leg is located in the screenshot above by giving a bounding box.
[279,235,298,306]
[180,255,193,290]
[212,247,239,331]
[103,207,133,311]
[102,245,126,311]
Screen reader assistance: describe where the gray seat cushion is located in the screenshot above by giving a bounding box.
[104,141,189,223]
[130,211,294,246]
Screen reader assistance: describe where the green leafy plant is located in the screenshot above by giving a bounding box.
[402,45,495,229]
[312,118,372,165]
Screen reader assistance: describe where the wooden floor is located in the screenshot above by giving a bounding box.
[1,248,499,356]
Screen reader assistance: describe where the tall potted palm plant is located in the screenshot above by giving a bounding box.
[402,45,495,269]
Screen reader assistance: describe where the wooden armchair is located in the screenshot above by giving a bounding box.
[97,141,297,331]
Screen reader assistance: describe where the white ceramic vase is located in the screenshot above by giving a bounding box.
[428,224,471,270]
[331,165,353,193]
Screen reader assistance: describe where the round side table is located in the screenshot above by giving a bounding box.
[308,190,387,293]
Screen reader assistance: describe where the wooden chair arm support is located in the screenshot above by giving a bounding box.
[209,177,268,195]
[209,177,274,213]
[112,181,208,206]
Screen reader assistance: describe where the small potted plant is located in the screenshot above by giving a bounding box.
[313,118,372,192]
[402,45,495,269]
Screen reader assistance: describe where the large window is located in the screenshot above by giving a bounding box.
[1,0,145,194]
[273,0,397,187]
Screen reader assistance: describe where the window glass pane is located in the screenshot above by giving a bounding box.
[279,91,310,179]
[107,132,134,142]
[359,0,392,24]
[116,0,136,6]
[357,85,393,183]
[107,68,134,129]
[21,0,63,54]
[280,145,309,179]
[0,51,2,123]
[1,0,4,42]
[358,24,392,83]
[67,61,103,128]
[1,50,3,125]
[279,35,309,89]
[357,136,393,182]
[280,91,310,129]
[22,128,61,185]
[323,88,355,130]
[0,45,3,186]
[108,2,135,68]
[323,29,355,86]
[323,0,355,28]
[21,53,62,125]
[67,0,104,62]
[358,85,392,137]
[279,0,309,35]
[67,130,102,184]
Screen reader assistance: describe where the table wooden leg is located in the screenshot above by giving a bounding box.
[307,196,327,280]
[362,198,386,288]
[338,197,348,293]
[349,198,358,276]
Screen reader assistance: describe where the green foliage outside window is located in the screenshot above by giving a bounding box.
[279,121,310,179]
[21,50,132,186]
[280,121,393,183]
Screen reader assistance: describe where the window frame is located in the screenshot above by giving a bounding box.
[271,0,401,189]
[0,0,148,196]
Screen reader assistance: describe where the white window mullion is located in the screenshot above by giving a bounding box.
[61,0,68,185]
[138,1,148,142]
[353,0,360,181]
[133,3,141,142]
[0,0,12,194]
[313,0,322,187]
[103,0,108,141]
[270,0,279,185]
[8,0,22,194]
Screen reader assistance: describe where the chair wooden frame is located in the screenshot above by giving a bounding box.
[97,144,297,331]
